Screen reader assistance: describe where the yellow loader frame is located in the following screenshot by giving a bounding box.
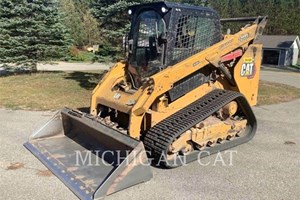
[90,16,267,140]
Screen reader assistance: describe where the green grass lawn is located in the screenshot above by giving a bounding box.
[0,72,299,111]
[0,71,102,111]
[258,80,300,105]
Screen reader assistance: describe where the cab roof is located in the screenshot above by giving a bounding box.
[129,1,218,16]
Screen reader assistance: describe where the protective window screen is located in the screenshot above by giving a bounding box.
[131,10,165,79]
[173,15,219,63]
[137,15,164,47]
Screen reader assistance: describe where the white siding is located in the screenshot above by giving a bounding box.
[292,41,299,65]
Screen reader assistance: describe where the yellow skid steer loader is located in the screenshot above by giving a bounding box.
[24,1,267,199]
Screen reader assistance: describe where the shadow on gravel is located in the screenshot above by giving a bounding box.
[64,71,106,90]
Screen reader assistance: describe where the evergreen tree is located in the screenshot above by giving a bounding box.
[0,0,71,71]
[91,0,155,60]
[90,0,300,60]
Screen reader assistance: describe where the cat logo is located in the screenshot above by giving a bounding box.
[240,57,255,79]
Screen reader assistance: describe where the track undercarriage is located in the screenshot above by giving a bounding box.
[83,89,256,168]
[144,89,257,168]
[167,115,247,160]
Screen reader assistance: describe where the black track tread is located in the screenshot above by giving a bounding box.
[143,89,255,167]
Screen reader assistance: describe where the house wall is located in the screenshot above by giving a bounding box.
[292,41,299,65]
[278,49,287,66]
[285,48,293,66]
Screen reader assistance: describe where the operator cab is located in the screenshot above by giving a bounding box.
[127,2,222,87]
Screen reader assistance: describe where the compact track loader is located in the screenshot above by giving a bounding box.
[24,2,267,200]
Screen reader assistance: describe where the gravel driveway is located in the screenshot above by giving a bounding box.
[37,62,110,71]
[0,70,299,200]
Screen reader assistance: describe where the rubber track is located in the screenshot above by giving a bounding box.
[143,89,256,167]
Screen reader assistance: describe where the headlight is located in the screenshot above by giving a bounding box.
[161,7,168,13]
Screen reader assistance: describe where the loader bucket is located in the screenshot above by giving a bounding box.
[24,108,152,200]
